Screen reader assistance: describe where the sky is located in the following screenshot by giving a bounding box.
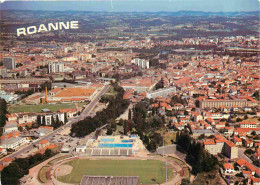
[0,0,259,12]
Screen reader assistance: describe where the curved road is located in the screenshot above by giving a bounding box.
[4,84,110,160]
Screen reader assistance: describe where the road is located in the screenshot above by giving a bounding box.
[238,148,253,163]
[4,84,110,160]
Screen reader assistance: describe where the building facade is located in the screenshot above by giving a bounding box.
[48,61,64,73]
[3,57,15,70]
[200,99,248,109]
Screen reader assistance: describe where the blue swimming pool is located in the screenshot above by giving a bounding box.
[101,138,115,142]
[121,140,133,143]
[98,143,133,148]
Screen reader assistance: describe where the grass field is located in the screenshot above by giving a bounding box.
[164,132,177,145]
[58,159,173,184]
[8,102,86,113]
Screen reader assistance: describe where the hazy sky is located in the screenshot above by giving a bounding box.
[0,0,259,12]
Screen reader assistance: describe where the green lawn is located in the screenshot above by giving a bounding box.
[58,159,173,184]
[8,102,86,113]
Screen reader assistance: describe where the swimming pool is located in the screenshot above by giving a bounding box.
[98,143,133,148]
[121,140,133,143]
[101,138,115,142]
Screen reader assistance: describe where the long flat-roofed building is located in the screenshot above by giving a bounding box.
[0,78,51,90]
[200,98,248,109]
[80,176,139,185]
[146,87,176,99]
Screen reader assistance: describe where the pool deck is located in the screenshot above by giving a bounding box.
[86,135,141,152]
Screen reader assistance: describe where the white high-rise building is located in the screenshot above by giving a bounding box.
[3,57,16,70]
[131,58,149,69]
[48,61,64,73]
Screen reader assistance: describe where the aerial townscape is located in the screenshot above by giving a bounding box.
[0,1,259,185]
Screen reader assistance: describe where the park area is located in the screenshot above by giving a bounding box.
[57,158,173,184]
[8,102,86,113]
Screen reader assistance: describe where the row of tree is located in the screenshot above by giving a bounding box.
[2,149,54,185]
[70,83,129,137]
[0,98,8,136]
[177,131,218,174]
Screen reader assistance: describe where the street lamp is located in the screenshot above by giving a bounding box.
[163,133,167,185]
[54,160,60,185]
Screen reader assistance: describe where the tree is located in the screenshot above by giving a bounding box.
[123,121,129,135]
[64,113,68,123]
[18,126,23,132]
[55,115,59,125]
[252,91,260,100]
[128,109,132,120]
[195,100,200,108]
[51,116,55,127]
[251,131,256,136]
[44,149,52,158]
[40,81,52,91]
[155,78,164,90]
[2,163,24,185]
[198,134,205,140]
[181,179,191,185]
[36,115,41,125]
[25,125,30,131]
[80,67,86,71]
[106,127,113,135]
[0,98,8,128]
[42,116,46,125]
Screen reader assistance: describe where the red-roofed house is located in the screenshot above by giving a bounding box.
[223,163,235,174]
[233,136,242,146]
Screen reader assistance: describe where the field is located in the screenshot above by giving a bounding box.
[164,132,177,145]
[8,102,86,113]
[58,159,173,184]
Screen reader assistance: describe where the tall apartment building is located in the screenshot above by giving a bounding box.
[131,58,150,69]
[200,98,248,109]
[3,57,16,70]
[48,61,64,73]
[204,138,238,159]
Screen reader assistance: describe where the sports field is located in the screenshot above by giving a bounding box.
[57,159,173,184]
[8,102,86,113]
